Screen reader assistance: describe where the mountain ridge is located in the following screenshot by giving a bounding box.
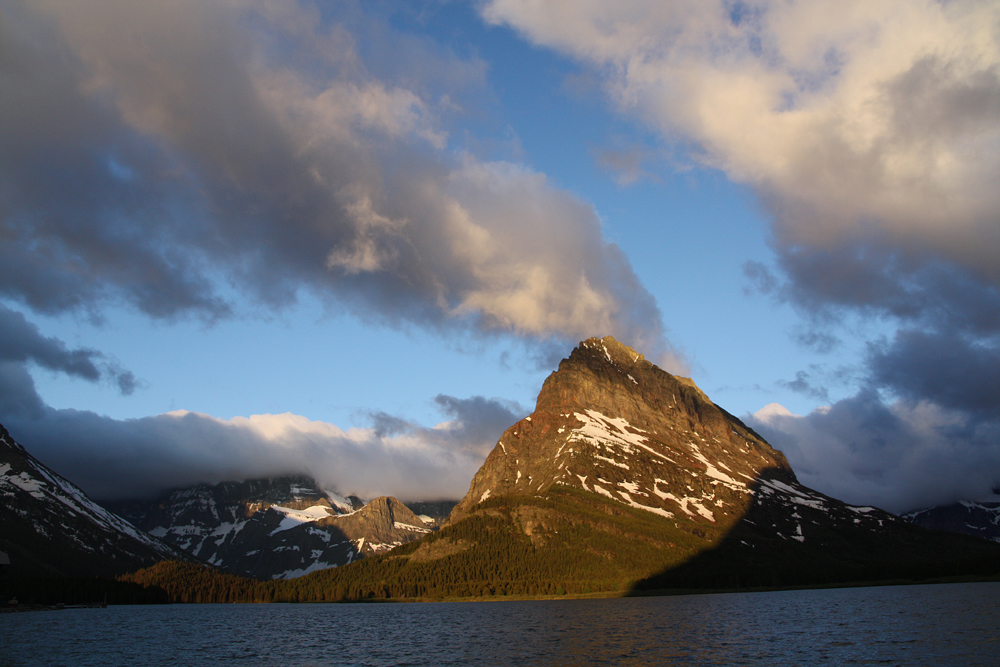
[0,423,185,578]
[106,476,432,580]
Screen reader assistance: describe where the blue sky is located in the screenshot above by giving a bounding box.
[2,0,998,513]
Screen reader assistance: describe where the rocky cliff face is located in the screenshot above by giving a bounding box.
[452,336,798,525]
[108,477,430,579]
[0,424,183,577]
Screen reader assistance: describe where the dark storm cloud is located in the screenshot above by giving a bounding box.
[777,369,830,403]
[0,304,138,396]
[750,390,1000,514]
[0,305,102,381]
[755,242,1000,414]
[0,0,675,364]
[867,330,1000,420]
[0,4,232,320]
[433,394,527,455]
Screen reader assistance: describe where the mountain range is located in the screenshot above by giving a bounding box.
[3,336,999,600]
[904,499,1000,544]
[266,337,1000,597]
[105,478,436,579]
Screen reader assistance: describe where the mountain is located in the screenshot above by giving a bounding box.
[403,500,458,528]
[279,337,1000,599]
[904,498,1000,544]
[106,477,432,579]
[0,423,183,578]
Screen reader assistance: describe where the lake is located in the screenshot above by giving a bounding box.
[2,582,998,666]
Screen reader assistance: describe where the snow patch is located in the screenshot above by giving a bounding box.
[593,485,615,500]
[272,560,338,580]
[393,521,431,534]
[618,481,640,494]
[570,410,675,463]
[269,504,336,535]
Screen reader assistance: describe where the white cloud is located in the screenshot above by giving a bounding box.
[485,0,1000,281]
[3,405,499,503]
[1,0,674,358]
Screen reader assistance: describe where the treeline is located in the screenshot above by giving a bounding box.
[119,561,274,603]
[0,576,169,606]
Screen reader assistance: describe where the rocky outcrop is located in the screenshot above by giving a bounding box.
[319,496,431,546]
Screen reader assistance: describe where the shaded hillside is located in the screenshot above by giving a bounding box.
[0,423,184,578]
[904,500,1000,544]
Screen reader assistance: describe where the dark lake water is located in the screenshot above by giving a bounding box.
[2,582,998,666]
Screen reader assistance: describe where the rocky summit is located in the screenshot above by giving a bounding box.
[451,336,796,524]
[0,424,183,578]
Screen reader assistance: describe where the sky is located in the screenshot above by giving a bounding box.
[1,0,998,514]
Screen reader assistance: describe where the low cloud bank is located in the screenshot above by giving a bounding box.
[1,386,524,503]
[749,395,1000,514]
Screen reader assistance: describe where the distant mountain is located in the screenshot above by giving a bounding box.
[403,500,458,528]
[0,423,183,578]
[903,499,1000,544]
[282,337,1000,599]
[106,477,432,579]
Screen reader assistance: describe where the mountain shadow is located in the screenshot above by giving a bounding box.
[627,468,1000,594]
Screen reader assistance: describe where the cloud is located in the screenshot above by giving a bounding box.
[0,305,102,382]
[0,1,684,505]
[749,395,1000,514]
[484,0,1000,284]
[0,305,523,501]
[0,304,138,398]
[432,394,527,456]
[867,329,1000,420]
[593,141,657,186]
[0,395,522,502]
[0,0,672,359]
